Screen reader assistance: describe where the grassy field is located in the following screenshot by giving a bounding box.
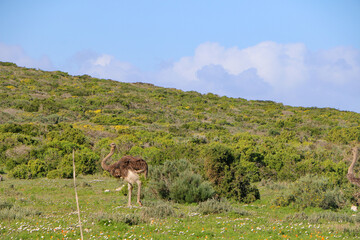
[0,175,359,240]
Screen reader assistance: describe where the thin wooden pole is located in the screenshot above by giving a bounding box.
[73,149,84,240]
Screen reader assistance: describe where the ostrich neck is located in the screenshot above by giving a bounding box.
[101,147,115,172]
[348,148,359,175]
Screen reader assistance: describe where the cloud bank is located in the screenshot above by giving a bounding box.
[66,50,146,83]
[0,43,53,70]
[155,42,360,110]
[1,41,359,112]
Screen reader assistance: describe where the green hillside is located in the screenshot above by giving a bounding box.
[0,61,359,204]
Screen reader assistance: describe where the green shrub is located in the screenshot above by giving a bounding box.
[220,166,260,203]
[140,201,176,221]
[308,211,354,224]
[47,170,61,179]
[58,166,73,179]
[201,142,261,203]
[45,147,97,178]
[170,170,215,203]
[47,124,88,145]
[5,158,28,171]
[74,148,99,175]
[91,115,137,126]
[28,159,47,178]
[121,214,141,225]
[235,160,261,182]
[274,175,347,210]
[9,164,29,179]
[0,61,17,67]
[50,158,74,179]
[149,159,215,203]
[286,211,359,224]
[45,140,78,155]
[203,142,234,186]
[320,189,347,210]
[326,126,360,144]
[274,193,296,207]
[129,146,165,165]
[263,148,302,177]
[90,211,140,226]
[0,205,41,220]
[285,212,308,222]
[0,200,13,210]
[196,198,233,215]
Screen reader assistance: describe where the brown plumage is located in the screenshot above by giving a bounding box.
[347,146,360,188]
[101,143,148,206]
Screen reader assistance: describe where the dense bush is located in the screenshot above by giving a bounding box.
[47,170,62,179]
[203,142,234,186]
[46,124,88,145]
[28,159,47,178]
[71,148,99,175]
[221,166,260,203]
[149,159,215,203]
[202,142,260,203]
[9,164,29,179]
[274,175,347,210]
[169,170,215,203]
[91,115,137,126]
[326,126,360,144]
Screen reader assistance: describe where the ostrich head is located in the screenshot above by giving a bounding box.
[110,143,116,149]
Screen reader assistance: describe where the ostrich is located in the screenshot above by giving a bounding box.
[347,146,360,187]
[101,143,148,207]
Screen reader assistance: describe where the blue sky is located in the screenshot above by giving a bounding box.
[1,0,359,112]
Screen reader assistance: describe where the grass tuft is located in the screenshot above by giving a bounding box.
[0,204,41,220]
[196,198,233,215]
[286,211,359,224]
[140,200,176,221]
[90,211,141,226]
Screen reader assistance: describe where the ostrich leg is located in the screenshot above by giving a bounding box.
[127,183,133,207]
[136,180,143,206]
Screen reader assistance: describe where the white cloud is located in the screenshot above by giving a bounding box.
[0,42,53,70]
[157,42,310,89]
[195,65,270,99]
[68,51,145,83]
[155,42,360,111]
[93,54,113,67]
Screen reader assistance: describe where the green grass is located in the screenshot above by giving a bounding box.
[0,175,359,239]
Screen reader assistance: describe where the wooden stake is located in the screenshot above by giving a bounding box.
[73,149,84,240]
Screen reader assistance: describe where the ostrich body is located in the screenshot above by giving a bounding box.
[347,147,360,187]
[101,143,148,206]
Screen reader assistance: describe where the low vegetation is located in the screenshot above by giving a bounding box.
[0,176,359,239]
